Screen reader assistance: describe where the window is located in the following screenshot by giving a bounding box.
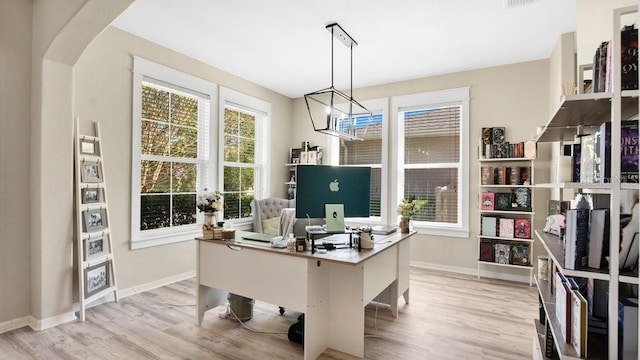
[131,57,217,249]
[333,98,388,222]
[219,87,270,223]
[392,87,469,237]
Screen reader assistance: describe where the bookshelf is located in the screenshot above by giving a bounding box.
[477,156,536,286]
[532,6,639,359]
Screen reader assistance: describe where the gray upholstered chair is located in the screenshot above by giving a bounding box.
[251,197,324,237]
[251,197,294,235]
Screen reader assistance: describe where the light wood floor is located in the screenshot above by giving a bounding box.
[0,268,538,360]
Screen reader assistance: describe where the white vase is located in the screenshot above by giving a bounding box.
[203,212,215,228]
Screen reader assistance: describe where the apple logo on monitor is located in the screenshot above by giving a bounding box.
[329,179,339,192]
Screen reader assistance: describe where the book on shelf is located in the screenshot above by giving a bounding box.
[482,127,492,158]
[479,240,494,262]
[492,127,505,144]
[510,187,531,211]
[619,297,639,360]
[621,25,638,91]
[499,218,514,238]
[538,293,546,326]
[598,41,608,93]
[579,134,597,184]
[572,143,581,183]
[586,278,608,319]
[511,244,529,265]
[544,321,557,358]
[494,243,510,264]
[592,43,601,92]
[519,166,530,185]
[554,272,571,342]
[481,216,497,237]
[494,193,511,211]
[480,167,493,185]
[514,219,531,239]
[587,209,609,269]
[547,199,571,216]
[596,120,639,184]
[480,192,495,210]
[496,166,506,185]
[554,272,572,343]
[507,167,519,185]
[564,208,589,270]
[571,289,588,358]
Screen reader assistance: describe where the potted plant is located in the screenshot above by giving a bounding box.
[397,196,427,233]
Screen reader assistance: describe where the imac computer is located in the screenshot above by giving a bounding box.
[295,165,371,222]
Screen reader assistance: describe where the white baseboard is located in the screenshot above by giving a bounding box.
[0,316,31,334]
[1,271,197,335]
[117,270,196,299]
[411,261,531,284]
[29,312,77,331]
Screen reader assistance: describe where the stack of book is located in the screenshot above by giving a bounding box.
[589,25,638,93]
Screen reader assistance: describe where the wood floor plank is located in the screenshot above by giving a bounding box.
[0,268,537,359]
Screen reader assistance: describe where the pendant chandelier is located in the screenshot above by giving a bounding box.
[304,23,372,141]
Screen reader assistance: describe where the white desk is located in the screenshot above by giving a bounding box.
[196,230,414,360]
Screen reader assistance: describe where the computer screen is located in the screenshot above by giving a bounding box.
[295,165,371,219]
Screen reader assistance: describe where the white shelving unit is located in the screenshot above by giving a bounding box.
[533,6,639,359]
[477,157,536,286]
[74,118,118,321]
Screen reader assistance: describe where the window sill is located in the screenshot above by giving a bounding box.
[412,224,469,238]
[131,228,201,250]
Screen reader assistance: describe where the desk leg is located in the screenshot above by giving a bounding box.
[197,284,227,325]
[402,288,410,304]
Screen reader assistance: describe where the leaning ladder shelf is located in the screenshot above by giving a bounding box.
[74,118,119,321]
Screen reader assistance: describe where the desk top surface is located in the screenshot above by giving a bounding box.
[196,230,415,265]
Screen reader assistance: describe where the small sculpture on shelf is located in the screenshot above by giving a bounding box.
[197,189,223,239]
[397,196,427,234]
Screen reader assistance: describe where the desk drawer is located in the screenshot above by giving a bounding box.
[199,242,308,311]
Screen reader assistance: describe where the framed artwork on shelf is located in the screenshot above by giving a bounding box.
[79,138,100,156]
[290,148,302,164]
[81,187,103,204]
[82,208,107,232]
[84,234,109,261]
[80,160,102,183]
[83,261,110,298]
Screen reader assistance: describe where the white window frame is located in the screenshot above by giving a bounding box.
[218,87,271,228]
[130,56,218,249]
[391,87,470,238]
[327,97,389,227]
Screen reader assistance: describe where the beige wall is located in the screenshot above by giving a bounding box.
[291,60,551,278]
[73,26,294,289]
[0,0,33,326]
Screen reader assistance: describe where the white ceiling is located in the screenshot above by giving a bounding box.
[112,0,576,99]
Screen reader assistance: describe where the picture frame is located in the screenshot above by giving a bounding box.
[81,187,103,204]
[79,138,100,156]
[84,261,110,298]
[84,234,109,261]
[290,148,302,164]
[82,208,107,232]
[81,160,103,183]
